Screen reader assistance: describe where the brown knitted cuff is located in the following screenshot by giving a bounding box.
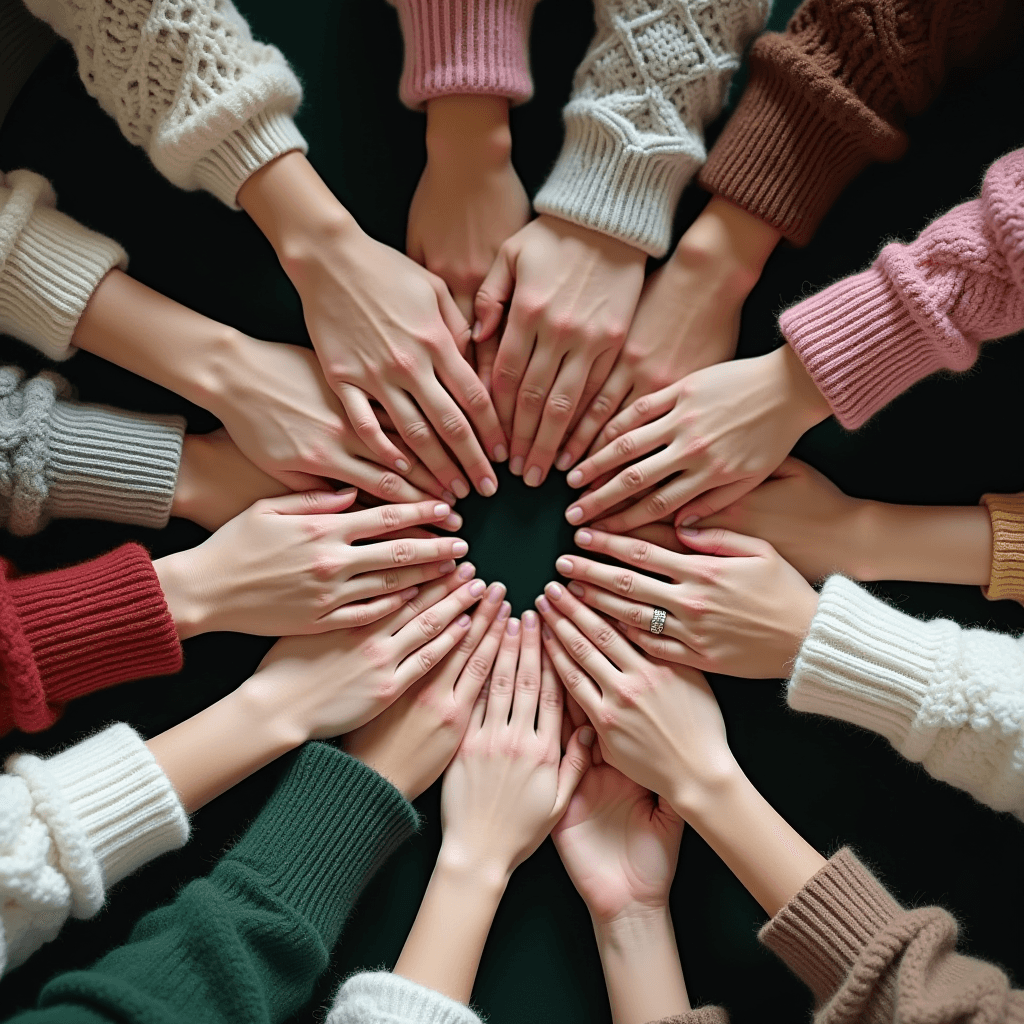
[648,1009,730,1024]
[980,493,1024,605]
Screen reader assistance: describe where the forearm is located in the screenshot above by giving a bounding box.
[394,857,505,1003]
[594,911,690,1024]
[425,96,512,169]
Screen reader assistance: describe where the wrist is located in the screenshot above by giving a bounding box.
[668,754,746,826]
[425,95,513,169]
[592,902,673,935]
[435,842,514,896]
[766,344,832,434]
[151,549,211,640]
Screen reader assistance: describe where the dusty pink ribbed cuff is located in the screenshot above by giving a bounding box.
[391,0,536,108]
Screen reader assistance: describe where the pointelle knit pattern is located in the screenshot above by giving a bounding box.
[789,575,1024,820]
[0,723,188,976]
[22,0,309,207]
[981,492,1024,605]
[698,0,1009,245]
[532,0,771,257]
[780,148,1024,428]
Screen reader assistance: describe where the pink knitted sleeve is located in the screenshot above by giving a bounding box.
[779,149,1024,429]
[389,0,538,109]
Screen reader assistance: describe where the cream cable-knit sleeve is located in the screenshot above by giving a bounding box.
[327,971,484,1024]
[789,576,1024,821]
[22,0,309,207]
[0,723,189,976]
[533,0,770,257]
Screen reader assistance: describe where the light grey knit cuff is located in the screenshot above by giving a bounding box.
[532,105,705,257]
[193,109,309,209]
[788,576,959,757]
[0,170,127,361]
[327,971,484,1024]
[46,401,184,529]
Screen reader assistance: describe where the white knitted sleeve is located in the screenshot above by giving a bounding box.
[326,971,484,1024]
[0,723,189,977]
[533,0,770,256]
[789,576,1024,821]
[21,0,309,207]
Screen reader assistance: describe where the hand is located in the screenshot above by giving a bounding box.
[557,197,781,470]
[153,493,471,639]
[439,609,593,882]
[408,96,530,322]
[345,581,510,799]
[563,345,832,533]
[555,526,819,679]
[474,214,647,487]
[239,153,505,498]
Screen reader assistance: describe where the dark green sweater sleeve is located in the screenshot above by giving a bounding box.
[10,743,419,1024]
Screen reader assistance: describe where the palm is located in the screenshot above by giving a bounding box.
[552,764,683,922]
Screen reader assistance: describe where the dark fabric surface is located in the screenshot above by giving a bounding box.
[0,1,1022,1021]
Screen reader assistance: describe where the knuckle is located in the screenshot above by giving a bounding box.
[417,611,442,637]
[623,466,645,489]
[565,669,589,692]
[311,557,336,583]
[517,384,547,412]
[380,505,403,529]
[647,491,671,516]
[439,411,470,442]
[627,604,645,627]
[390,541,416,565]
[613,570,635,595]
[466,654,492,678]
[377,473,403,499]
[614,434,636,459]
[402,420,432,444]
[633,396,652,418]
[461,383,491,413]
[540,687,562,711]
[594,626,618,649]
[628,542,652,564]
[382,570,402,591]
[546,392,575,419]
[590,394,615,417]
[417,646,439,673]
[494,363,523,386]
[568,635,592,662]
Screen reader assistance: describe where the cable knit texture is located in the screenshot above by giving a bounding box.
[22,0,309,207]
[0,723,188,976]
[790,575,1024,819]
[328,971,485,1024]
[0,170,127,360]
[780,149,1024,428]
[389,0,538,107]
[698,0,1008,245]
[0,543,182,735]
[760,848,1024,1023]
[533,0,770,256]
[981,492,1024,605]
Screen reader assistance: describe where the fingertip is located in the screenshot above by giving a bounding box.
[566,468,584,488]
[555,451,573,472]
[456,613,472,628]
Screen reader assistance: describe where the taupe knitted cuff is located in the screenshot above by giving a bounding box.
[980,492,1024,605]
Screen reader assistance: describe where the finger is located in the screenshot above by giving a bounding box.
[490,303,535,440]
[539,614,603,719]
[671,524,774,558]
[590,384,679,455]
[522,355,591,486]
[337,559,459,604]
[319,586,420,630]
[383,389,466,502]
[571,347,619,434]
[386,562,476,632]
[564,415,673,492]
[594,470,710,534]
[565,579,670,635]
[336,456,437,505]
[556,362,633,472]
[552,725,594,820]
[510,610,542,730]
[566,448,682,526]
[554,553,674,608]
[345,535,468,576]
[435,347,508,469]
[538,582,640,671]
[508,347,559,479]
[474,334,500,398]
[453,591,512,704]
[673,478,766,530]
[338,384,413,475]
[473,243,515,344]
[394,609,475,690]
[622,624,703,668]
[484,616,522,728]
[432,274,473,356]
[536,645,564,745]
[260,488,358,516]
[392,576,487,663]
[340,499,455,541]
[572,528,686,580]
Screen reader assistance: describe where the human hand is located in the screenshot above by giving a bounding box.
[438,609,593,882]
[474,214,647,487]
[408,96,530,323]
[557,197,781,470]
[153,493,471,639]
[563,344,832,532]
[345,581,510,799]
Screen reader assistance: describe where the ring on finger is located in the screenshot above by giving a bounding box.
[650,607,668,635]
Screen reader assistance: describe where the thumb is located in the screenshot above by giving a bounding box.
[270,468,333,492]
[552,725,595,819]
[674,478,762,530]
[262,487,359,516]
[674,523,770,558]
[473,245,516,343]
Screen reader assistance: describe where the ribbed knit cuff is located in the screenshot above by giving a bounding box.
[192,109,308,209]
[0,171,127,361]
[391,0,536,108]
[779,263,948,429]
[697,41,905,247]
[229,743,419,949]
[758,848,902,1007]
[45,402,184,529]
[534,107,701,257]
[328,972,482,1024]
[648,1010,730,1024]
[6,544,182,728]
[788,576,959,761]
[980,493,1024,605]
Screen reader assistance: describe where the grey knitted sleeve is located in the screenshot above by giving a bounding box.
[0,366,184,534]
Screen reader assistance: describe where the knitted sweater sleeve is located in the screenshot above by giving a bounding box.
[779,148,1024,429]
[759,848,1024,1023]
[21,0,309,208]
[698,0,1008,246]
[326,971,485,1024]
[789,575,1024,821]
[0,544,182,735]
[11,743,418,1024]
[532,0,771,257]
[388,0,538,108]
[0,723,188,977]
[981,493,1024,605]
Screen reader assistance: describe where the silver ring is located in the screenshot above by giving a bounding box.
[649,608,668,635]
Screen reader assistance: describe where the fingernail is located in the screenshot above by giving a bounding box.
[566,506,584,524]
[444,513,462,530]
[452,540,469,557]
[400,586,419,600]
[452,479,470,499]
[576,529,593,546]
[524,466,542,488]
[522,609,537,630]
[472,320,482,341]
[479,477,497,497]
[457,613,472,627]
[567,469,584,488]
[434,502,451,517]
[568,582,585,597]
[396,458,411,473]
[542,622,552,639]
[488,583,505,603]
[579,726,595,747]
[545,581,564,600]
[678,527,699,537]
[536,595,551,613]
[555,452,572,472]
[509,455,524,476]
[493,443,508,462]
[443,490,458,505]
[498,600,511,620]
[679,515,699,527]
[556,556,573,574]
[437,560,456,574]
[469,579,486,596]
[458,562,476,580]
[507,617,520,636]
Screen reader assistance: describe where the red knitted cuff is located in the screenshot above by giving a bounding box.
[0,544,181,733]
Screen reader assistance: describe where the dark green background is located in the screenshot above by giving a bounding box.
[1,2,1023,1020]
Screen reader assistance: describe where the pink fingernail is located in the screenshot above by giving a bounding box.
[498,601,511,620]
[396,458,411,473]
[443,490,457,505]
[400,586,419,600]
[566,506,584,524]
[437,560,456,575]
[457,613,472,627]
[568,582,585,597]
[536,595,551,613]
[444,513,462,530]
[458,563,476,580]
[469,579,486,596]
[555,452,572,472]
[479,477,497,497]
[452,540,469,557]
[507,617,520,636]
[567,469,584,488]
[556,556,573,574]
[452,479,470,499]
[509,455,524,476]
[488,583,505,603]
[493,443,508,462]
[680,515,699,527]
[579,726,595,747]
[678,527,699,537]
[576,529,593,546]
[546,582,564,600]
[522,609,537,630]
[434,502,451,517]
[524,466,542,488]
[542,623,552,640]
